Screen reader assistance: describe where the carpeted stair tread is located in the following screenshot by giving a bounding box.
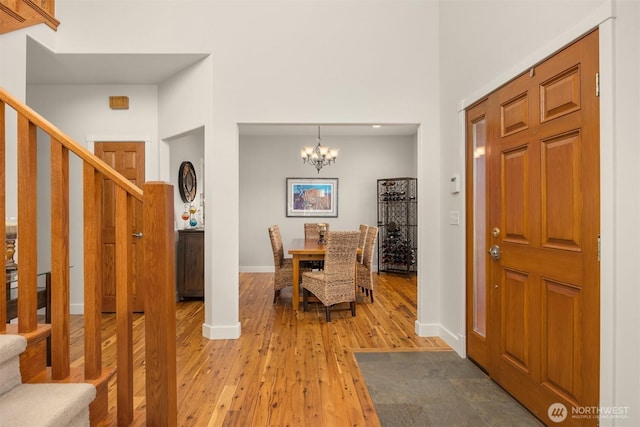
[0,335,26,365]
[0,335,27,396]
[0,382,96,427]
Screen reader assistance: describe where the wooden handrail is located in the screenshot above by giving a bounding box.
[0,87,176,426]
[22,0,58,26]
[0,0,59,34]
[0,1,26,24]
[0,88,142,201]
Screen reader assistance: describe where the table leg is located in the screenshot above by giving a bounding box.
[354,263,358,299]
[292,255,300,311]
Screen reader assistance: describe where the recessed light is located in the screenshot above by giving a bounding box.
[372,125,382,128]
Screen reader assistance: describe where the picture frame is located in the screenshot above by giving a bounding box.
[286,177,338,217]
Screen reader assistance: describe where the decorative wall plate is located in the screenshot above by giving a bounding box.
[178,161,197,203]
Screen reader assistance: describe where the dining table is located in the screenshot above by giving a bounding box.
[287,238,360,311]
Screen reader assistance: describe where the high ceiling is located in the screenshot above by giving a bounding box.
[26,38,418,138]
[26,38,208,85]
[239,124,418,137]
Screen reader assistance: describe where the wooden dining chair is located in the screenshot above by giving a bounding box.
[268,225,294,304]
[302,230,360,322]
[357,226,378,303]
[356,224,369,264]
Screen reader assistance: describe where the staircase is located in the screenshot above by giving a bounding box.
[0,0,59,34]
[1,5,178,425]
[0,334,95,426]
[0,86,178,426]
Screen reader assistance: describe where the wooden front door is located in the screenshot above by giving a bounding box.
[467,29,600,426]
[95,141,145,312]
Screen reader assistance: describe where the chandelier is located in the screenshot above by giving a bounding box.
[300,126,339,173]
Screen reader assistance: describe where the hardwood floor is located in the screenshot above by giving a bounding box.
[73,272,450,426]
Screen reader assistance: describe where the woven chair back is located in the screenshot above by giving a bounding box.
[304,223,330,241]
[358,224,368,249]
[362,226,378,269]
[268,225,285,268]
[323,231,360,280]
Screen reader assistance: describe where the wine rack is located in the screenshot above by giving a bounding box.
[377,178,417,274]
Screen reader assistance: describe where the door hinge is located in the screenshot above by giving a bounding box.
[596,72,600,97]
[598,234,601,262]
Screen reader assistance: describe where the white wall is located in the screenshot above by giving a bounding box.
[608,0,640,422]
[60,0,437,339]
[2,0,639,423]
[239,133,417,270]
[26,84,159,312]
[2,27,54,220]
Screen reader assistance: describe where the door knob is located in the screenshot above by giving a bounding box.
[488,245,500,260]
[132,232,143,239]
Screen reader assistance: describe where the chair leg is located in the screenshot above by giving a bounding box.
[369,291,374,303]
[273,289,279,304]
[303,289,308,312]
[326,306,331,322]
[350,301,356,317]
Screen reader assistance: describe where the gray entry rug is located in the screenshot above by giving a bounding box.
[354,351,544,427]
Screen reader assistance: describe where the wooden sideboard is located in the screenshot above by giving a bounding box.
[5,270,51,322]
[177,229,204,300]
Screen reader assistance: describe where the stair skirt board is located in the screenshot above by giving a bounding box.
[0,383,96,427]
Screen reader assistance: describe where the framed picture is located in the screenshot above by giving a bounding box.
[286,177,338,217]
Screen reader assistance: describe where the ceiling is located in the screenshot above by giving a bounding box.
[26,38,208,85]
[26,38,418,138]
[239,124,418,137]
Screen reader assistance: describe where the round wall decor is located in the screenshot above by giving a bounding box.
[178,161,197,203]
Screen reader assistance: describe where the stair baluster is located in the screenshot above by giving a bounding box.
[0,87,177,426]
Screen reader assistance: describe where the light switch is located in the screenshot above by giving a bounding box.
[449,211,460,225]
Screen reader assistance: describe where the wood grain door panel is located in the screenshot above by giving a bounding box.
[95,141,145,313]
[541,131,582,250]
[542,279,583,404]
[500,268,530,374]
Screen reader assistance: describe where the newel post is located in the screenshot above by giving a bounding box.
[142,182,177,427]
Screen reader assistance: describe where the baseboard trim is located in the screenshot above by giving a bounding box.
[239,266,273,273]
[202,321,241,340]
[414,320,464,356]
[70,303,84,315]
